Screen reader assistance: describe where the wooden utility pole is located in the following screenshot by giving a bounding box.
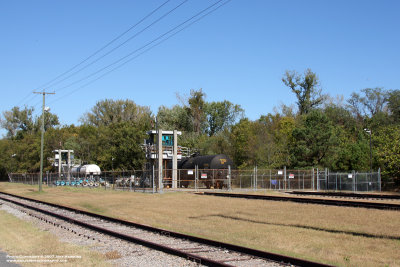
[33,91,55,192]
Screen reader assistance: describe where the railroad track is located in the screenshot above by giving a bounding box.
[199,192,400,210]
[0,192,331,267]
[288,191,400,200]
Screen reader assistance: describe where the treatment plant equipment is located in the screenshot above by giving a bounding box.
[143,129,234,189]
[177,154,234,189]
[49,149,104,187]
[70,164,101,179]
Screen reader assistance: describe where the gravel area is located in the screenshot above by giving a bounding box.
[0,202,199,267]
[0,195,288,267]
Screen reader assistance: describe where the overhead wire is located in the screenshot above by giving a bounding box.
[16,0,171,110]
[51,0,231,105]
[49,0,229,103]
[35,0,172,91]
[43,0,188,91]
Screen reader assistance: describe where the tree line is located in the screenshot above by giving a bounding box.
[0,69,399,187]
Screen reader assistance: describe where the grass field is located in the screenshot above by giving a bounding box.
[0,208,109,267]
[1,182,399,267]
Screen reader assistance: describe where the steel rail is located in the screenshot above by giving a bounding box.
[0,191,332,267]
[289,191,400,200]
[199,192,400,210]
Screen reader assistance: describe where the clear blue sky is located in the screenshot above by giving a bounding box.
[1,0,399,136]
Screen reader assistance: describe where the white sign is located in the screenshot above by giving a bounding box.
[278,170,283,175]
[187,170,193,175]
[289,173,294,179]
[348,174,353,179]
[201,173,207,179]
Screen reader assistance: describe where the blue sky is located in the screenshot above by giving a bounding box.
[1,0,399,136]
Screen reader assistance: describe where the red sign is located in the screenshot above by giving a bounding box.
[201,173,207,179]
[289,173,294,179]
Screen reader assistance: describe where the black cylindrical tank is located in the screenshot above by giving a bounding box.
[181,154,233,169]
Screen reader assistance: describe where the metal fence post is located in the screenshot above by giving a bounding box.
[335,173,338,191]
[284,166,286,190]
[152,165,155,194]
[312,168,314,191]
[255,166,258,191]
[316,168,319,191]
[228,165,231,191]
[325,168,328,191]
[378,168,381,192]
[269,169,272,190]
[239,171,242,190]
[195,165,198,192]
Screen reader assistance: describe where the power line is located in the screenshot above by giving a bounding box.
[18,93,39,108]
[50,0,231,105]
[35,0,172,91]
[50,0,229,100]
[16,0,171,109]
[16,91,36,107]
[42,0,189,91]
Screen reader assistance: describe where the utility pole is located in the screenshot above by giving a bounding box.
[34,91,55,192]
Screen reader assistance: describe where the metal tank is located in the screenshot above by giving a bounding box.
[180,154,233,189]
[181,154,233,170]
[71,164,101,178]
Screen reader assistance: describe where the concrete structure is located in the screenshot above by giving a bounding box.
[52,149,75,181]
[144,130,184,189]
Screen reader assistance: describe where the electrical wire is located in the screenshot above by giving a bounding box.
[49,0,231,105]
[42,0,188,91]
[36,0,171,91]
[16,0,171,109]
[51,0,228,98]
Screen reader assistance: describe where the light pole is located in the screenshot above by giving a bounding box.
[364,128,372,172]
[10,154,16,182]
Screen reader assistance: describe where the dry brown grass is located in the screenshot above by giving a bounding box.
[104,250,121,260]
[0,209,110,267]
[1,182,399,266]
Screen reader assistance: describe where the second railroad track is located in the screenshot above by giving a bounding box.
[0,191,332,267]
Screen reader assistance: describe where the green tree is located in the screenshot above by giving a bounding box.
[282,69,325,115]
[322,104,369,170]
[290,110,337,168]
[35,110,60,132]
[157,105,192,132]
[1,106,35,138]
[95,122,146,170]
[205,100,244,136]
[81,99,152,127]
[188,89,206,134]
[230,118,254,168]
[387,89,400,123]
[374,125,400,185]
[347,87,389,119]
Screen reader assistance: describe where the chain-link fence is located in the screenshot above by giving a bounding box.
[8,170,157,192]
[7,167,381,192]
